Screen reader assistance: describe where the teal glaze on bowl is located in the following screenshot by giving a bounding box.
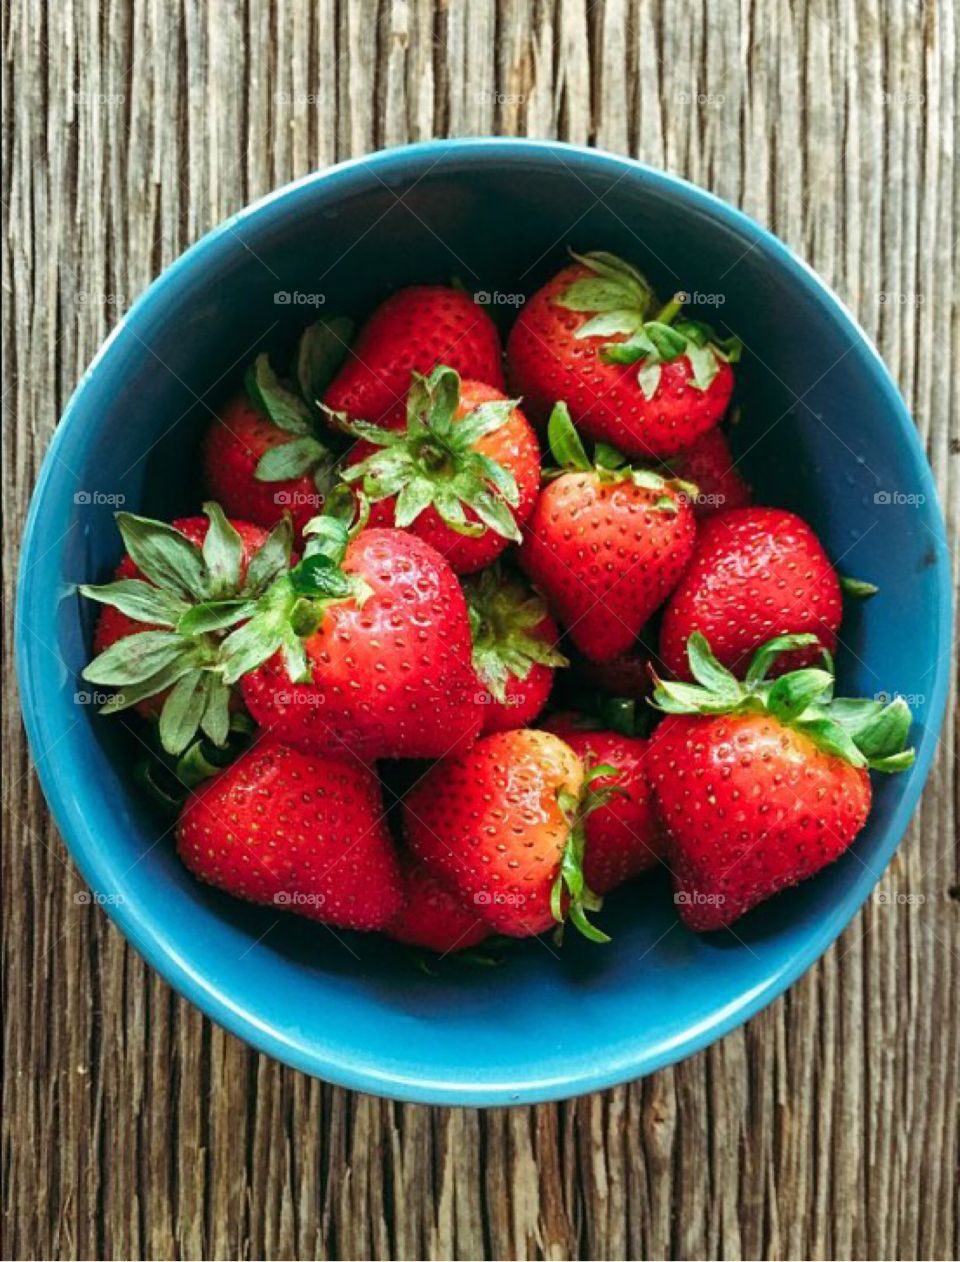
[16,139,952,1105]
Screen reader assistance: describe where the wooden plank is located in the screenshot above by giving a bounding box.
[2,1,956,1258]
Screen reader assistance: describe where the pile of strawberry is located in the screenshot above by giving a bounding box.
[80,251,915,952]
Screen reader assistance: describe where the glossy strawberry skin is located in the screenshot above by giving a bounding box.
[518,474,697,663]
[386,859,489,953]
[542,714,662,893]
[659,507,842,680]
[93,515,270,719]
[480,612,559,734]
[323,286,505,430]
[668,428,752,519]
[203,394,325,536]
[403,729,584,937]
[647,712,871,930]
[506,264,733,458]
[240,529,484,761]
[177,741,402,931]
[346,381,541,573]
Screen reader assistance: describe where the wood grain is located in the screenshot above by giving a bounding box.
[2,1,957,1258]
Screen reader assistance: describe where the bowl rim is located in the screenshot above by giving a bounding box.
[16,137,953,1105]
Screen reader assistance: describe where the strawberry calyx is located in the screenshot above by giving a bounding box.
[135,712,257,813]
[79,505,295,755]
[245,318,353,490]
[554,250,741,398]
[463,564,568,703]
[552,758,625,944]
[544,401,697,514]
[335,365,523,541]
[217,489,373,686]
[651,632,915,773]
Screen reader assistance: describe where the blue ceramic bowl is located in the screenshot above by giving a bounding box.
[17,139,951,1105]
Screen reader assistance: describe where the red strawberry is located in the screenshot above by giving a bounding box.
[177,740,402,931]
[541,713,663,893]
[518,404,697,663]
[647,633,915,929]
[387,859,490,953]
[323,286,505,430]
[234,525,484,761]
[659,507,843,681]
[81,507,292,752]
[404,728,610,941]
[203,320,352,536]
[463,564,567,733]
[340,369,540,573]
[506,251,738,458]
[666,427,752,518]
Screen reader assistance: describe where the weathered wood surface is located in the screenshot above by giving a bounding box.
[2,1,957,1259]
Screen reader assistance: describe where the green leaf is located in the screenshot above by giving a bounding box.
[593,442,627,471]
[177,599,257,636]
[684,342,721,391]
[472,453,520,506]
[600,328,656,366]
[289,553,354,599]
[246,353,312,434]
[453,399,518,447]
[868,749,915,773]
[77,579,188,628]
[574,310,644,340]
[673,318,714,347]
[158,670,211,755]
[97,656,203,715]
[637,361,662,400]
[302,514,350,563]
[686,632,742,698]
[794,716,867,767]
[254,436,329,482]
[296,317,355,407]
[556,277,642,313]
[218,614,287,685]
[465,489,522,542]
[766,668,835,722]
[200,676,232,747]
[643,321,688,361]
[744,634,822,687]
[115,513,208,602]
[243,517,294,596]
[201,502,245,597]
[839,575,880,598]
[839,696,913,760]
[569,250,654,293]
[82,630,195,686]
[547,401,591,471]
[393,478,437,528]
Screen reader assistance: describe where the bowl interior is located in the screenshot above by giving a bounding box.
[18,141,950,1104]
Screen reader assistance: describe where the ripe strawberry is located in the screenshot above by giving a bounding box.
[463,564,567,733]
[403,728,611,941]
[177,740,402,931]
[81,506,293,752]
[203,320,351,536]
[659,507,843,681]
[232,523,484,761]
[541,713,663,893]
[322,286,505,430]
[339,368,540,573]
[647,632,915,930]
[506,251,739,458]
[518,403,697,663]
[666,427,752,518]
[387,858,490,953]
